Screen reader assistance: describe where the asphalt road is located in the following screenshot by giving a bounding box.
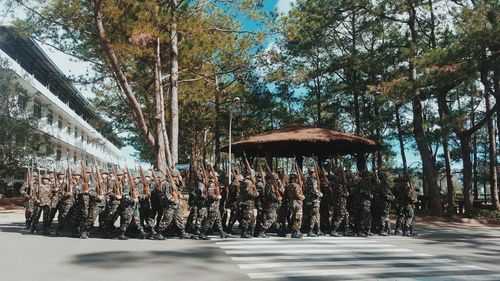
[1,211,499,281]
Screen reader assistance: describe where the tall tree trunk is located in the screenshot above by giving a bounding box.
[472,96,479,200]
[155,38,172,171]
[481,51,500,210]
[485,93,500,210]
[395,103,408,174]
[214,75,221,165]
[169,0,180,165]
[458,133,474,212]
[437,95,454,208]
[407,4,441,216]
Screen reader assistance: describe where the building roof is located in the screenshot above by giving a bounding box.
[0,26,98,121]
[221,123,378,157]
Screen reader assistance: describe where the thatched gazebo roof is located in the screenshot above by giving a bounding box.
[221,123,378,158]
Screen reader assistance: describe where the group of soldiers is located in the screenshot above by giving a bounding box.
[20,160,418,240]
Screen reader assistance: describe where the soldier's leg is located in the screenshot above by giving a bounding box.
[194,207,207,235]
[239,204,252,238]
[30,204,41,233]
[48,204,58,227]
[227,205,238,234]
[42,206,51,234]
[155,206,174,240]
[308,204,321,236]
[118,206,134,240]
[173,206,187,238]
[199,209,215,239]
[291,202,303,238]
[25,200,34,228]
[185,206,197,233]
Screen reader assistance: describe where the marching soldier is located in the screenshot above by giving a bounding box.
[253,174,265,237]
[55,170,74,236]
[20,171,36,228]
[224,172,242,234]
[154,169,188,240]
[238,169,259,238]
[199,172,229,240]
[330,169,350,237]
[258,172,281,238]
[138,170,156,238]
[394,176,418,236]
[30,173,54,235]
[306,168,322,237]
[287,172,305,238]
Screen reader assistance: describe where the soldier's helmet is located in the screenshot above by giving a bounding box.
[117,169,125,176]
[155,170,164,178]
[42,174,51,180]
[57,171,65,176]
[100,168,110,175]
[73,169,82,176]
[145,170,153,178]
[289,172,297,179]
[32,171,38,178]
[133,173,141,179]
[171,169,181,177]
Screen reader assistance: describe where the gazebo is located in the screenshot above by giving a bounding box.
[221,123,378,170]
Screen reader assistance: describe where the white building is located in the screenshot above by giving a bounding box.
[0,26,124,171]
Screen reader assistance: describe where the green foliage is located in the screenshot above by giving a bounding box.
[0,60,47,178]
[465,209,500,219]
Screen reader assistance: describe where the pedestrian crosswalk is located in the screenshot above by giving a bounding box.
[212,237,500,280]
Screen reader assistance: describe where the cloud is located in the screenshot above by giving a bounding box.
[275,0,295,15]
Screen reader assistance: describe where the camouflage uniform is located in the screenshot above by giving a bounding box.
[320,178,334,234]
[253,177,265,237]
[118,182,145,240]
[48,176,63,227]
[155,178,186,240]
[100,178,122,237]
[258,177,281,238]
[238,176,259,238]
[185,183,198,234]
[305,175,322,236]
[193,180,208,236]
[150,177,164,231]
[79,179,106,239]
[372,175,395,235]
[19,179,35,228]
[138,179,156,236]
[330,174,350,236]
[199,180,229,239]
[224,176,241,234]
[55,179,74,235]
[355,172,374,236]
[394,177,417,236]
[287,176,305,238]
[30,178,54,234]
[277,179,289,237]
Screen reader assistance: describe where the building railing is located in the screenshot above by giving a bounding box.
[0,49,124,163]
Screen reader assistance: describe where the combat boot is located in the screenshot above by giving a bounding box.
[154,232,166,240]
[291,231,303,239]
[220,230,230,238]
[137,229,147,239]
[241,228,252,238]
[316,230,324,236]
[178,231,190,239]
[80,231,89,239]
[330,229,341,237]
[199,232,209,240]
[258,230,269,238]
[307,231,318,237]
[409,226,417,236]
[118,230,128,240]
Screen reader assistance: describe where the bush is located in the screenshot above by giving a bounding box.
[465,208,500,219]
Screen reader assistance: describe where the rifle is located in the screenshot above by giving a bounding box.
[209,164,221,197]
[27,165,33,197]
[264,161,281,199]
[258,161,266,186]
[231,169,240,194]
[242,151,258,194]
[112,166,122,198]
[166,167,179,201]
[125,167,137,200]
[340,164,350,196]
[67,159,72,194]
[139,165,150,197]
[36,166,41,200]
[201,161,209,196]
[95,164,104,197]
[81,160,89,193]
[313,160,322,193]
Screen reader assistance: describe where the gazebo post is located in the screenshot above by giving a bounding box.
[357,150,367,172]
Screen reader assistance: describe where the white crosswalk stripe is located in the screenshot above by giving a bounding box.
[214,237,496,280]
